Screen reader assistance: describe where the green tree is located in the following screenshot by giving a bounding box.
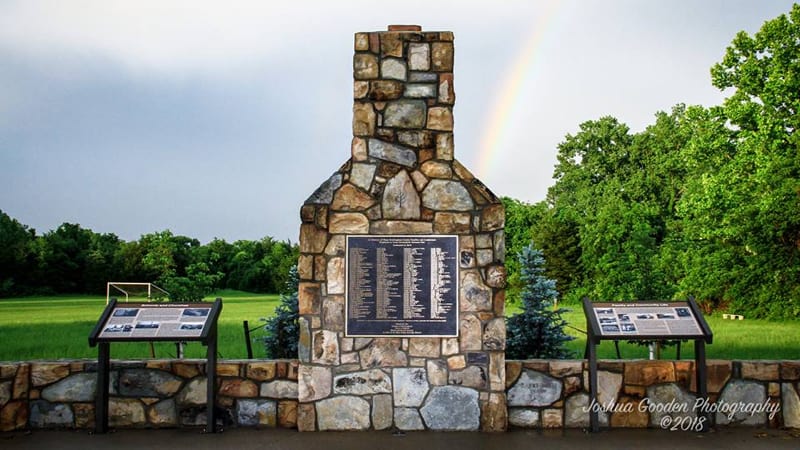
[0,210,35,296]
[262,265,299,358]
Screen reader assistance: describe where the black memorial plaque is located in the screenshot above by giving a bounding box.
[588,301,707,340]
[346,235,458,337]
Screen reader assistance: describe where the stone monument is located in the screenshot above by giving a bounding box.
[297,25,507,431]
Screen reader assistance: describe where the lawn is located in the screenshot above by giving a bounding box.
[0,292,797,361]
[0,290,281,361]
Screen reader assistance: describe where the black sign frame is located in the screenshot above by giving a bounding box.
[582,298,713,433]
[89,298,222,434]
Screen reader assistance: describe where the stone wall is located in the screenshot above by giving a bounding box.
[505,360,800,429]
[297,25,507,432]
[0,359,298,432]
[2,359,799,431]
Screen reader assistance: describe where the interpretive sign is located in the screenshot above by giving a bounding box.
[586,301,710,340]
[93,301,218,341]
[346,235,458,337]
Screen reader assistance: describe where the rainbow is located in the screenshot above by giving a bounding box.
[475,0,564,178]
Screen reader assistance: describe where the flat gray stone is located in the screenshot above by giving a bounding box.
[29,400,73,427]
[306,173,343,205]
[448,365,486,389]
[381,58,407,81]
[260,380,298,399]
[394,407,424,430]
[148,399,177,426]
[421,180,474,211]
[508,370,562,407]
[316,396,371,430]
[409,71,438,82]
[383,100,426,129]
[41,373,96,402]
[715,380,766,425]
[460,271,492,312]
[394,367,429,407]
[782,383,800,428]
[420,386,480,430]
[483,318,506,351]
[298,365,331,402]
[359,338,407,369]
[646,383,696,427]
[118,369,183,398]
[334,369,391,395]
[597,370,622,406]
[368,139,417,167]
[236,399,276,426]
[508,408,539,428]
[382,170,421,219]
[564,392,608,428]
[350,163,376,191]
[298,318,310,362]
[177,378,206,406]
[405,84,436,98]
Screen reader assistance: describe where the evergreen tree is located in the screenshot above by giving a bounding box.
[262,265,299,358]
[506,243,574,359]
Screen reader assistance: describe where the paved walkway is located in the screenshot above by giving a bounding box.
[2,428,799,450]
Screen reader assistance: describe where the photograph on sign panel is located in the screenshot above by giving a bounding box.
[180,323,203,330]
[596,308,613,315]
[599,317,617,325]
[620,323,637,332]
[135,321,160,329]
[104,324,133,333]
[675,307,691,318]
[113,308,139,317]
[617,314,631,322]
[657,313,675,319]
[602,324,620,333]
[636,314,655,320]
[182,308,209,317]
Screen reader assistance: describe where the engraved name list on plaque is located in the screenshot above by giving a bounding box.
[345,235,459,337]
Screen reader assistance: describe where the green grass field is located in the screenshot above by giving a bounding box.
[0,292,797,361]
[0,290,281,361]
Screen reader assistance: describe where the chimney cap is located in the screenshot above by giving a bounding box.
[387,25,422,31]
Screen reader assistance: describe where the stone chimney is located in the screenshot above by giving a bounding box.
[297,26,506,432]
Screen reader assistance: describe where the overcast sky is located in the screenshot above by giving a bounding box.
[0,0,795,243]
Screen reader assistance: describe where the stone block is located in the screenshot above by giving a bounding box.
[237,399,276,427]
[715,380,767,425]
[383,170,421,219]
[439,73,455,104]
[431,42,454,71]
[381,58,407,81]
[29,400,73,428]
[148,399,177,427]
[484,265,506,288]
[41,373,96,402]
[405,84,436,98]
[409,338,440,357]
[420,386,480,430]
[646,383,696,427]
[31,363,69,387]
[741,362,779,381]
[624,360,676,386]
[781,362,800,381]
[508,408,539,428]
[299,225,328,253]
[220,378,258,398]
[427,107,453,131]
[542,408,563,428]
[370,220,433,234]
[506,361,522,389]
[550,361,583,378]
[372,394,393,430]
[610,396,649,428]
[0,401,27,431]
[333,369,391,395]
[73,403,94,429]
[368,80,403,100]
[297,402,316,431]
[177,378,206,406]
[782,383,800,428]
[118,369,183,397]
[298,365,331,403]
[173,362,203,379]
[384,100,426,129]
[368,139,417,167]
[434,212,471,234]
[380,33,403,57]
[312,330,340,365]
[394,367,430,407]
[420,160,452,179]
[246,362,276,382]
[359,338,407,369]
[427,359,448,386]
[332,183,375,211]
[598,370,623,406]
[110,398,146,427]
[277,400,297,428]
[483,318,506,351]
[421,179,474,211]
[260,380,298,399]
[316,396,371,430]
[508,370,562,407]
[354,53,378,79]
[489,352,505,391]
[329,213,369,234]
[460,314,483,351]
[460,271,492,312]
[395,407,425,430]
[408,43,430,70]
[481,204,505,231]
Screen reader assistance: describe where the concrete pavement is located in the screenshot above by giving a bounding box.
[2,428,799,450]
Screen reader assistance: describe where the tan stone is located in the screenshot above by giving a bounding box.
[431,42,454,71]
[31,363,69,387]
[441,337,459,356]
[435,133,454,161]
[298,366,331,403]
[397,130,433,148]
[315,205,328,229]
[460,315,482,351]
[331,183,375,211]
[354,33,369,51]
[624,385,646,397]
[312,254,325,281]
[782,362,800,381]
[298,254,313,280]
[522,361,550,372]
[354,80,369,99]
[610,396,649,427]
[325,257,344,295]
[427,107,453,131]
[506,361,522,389]
[170,362,200,379]
[297,402,316,431]
[564,376,582,396]
[353,102,376,136]
[359,338,407,368]
[741,362,779,381]
[300,204,315,223]
[420,160,452,179]
[382,170,421,219]
[352,137,368,161]
[481,393,507,432]
[434,212,471,234]
[481,204,505,231]
[542,408,562,428]
[427,359,448,386]
[489,352,506,391]
[299,224,327,253]
[353,53,379,79]
[624,361,675,386]
[448,355,467,370]
[380,33,403,57]
[439,73,455,104]
[329,213,369,234]
[1,364,17,379]
[313,330,340,365]
[324,235,345,257]
[452,160,475,182]
[0,401,27,432]
[73,403,94,429]
[322,296,345,332]
[409,338,440,357]
[247,362,276,382]
[216,363,241,377]
[298,282,321,315]
[485,265,507,288]
[368,80,404,100]
[12,364,29,400]
[769,382,781,398]
[370,220,433,234]
[550,361,583,377]
[410,170,429,191]
[278,400,298,428]
[493,290,505,317]
[110,398,146,427]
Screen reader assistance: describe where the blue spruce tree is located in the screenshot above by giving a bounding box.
[506,243,574,359]
[262,265,299,358]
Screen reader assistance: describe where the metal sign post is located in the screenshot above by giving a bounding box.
[89,298,223,434]
[582,298,713,433]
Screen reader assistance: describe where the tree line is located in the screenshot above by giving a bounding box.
[0,210,298,300]
[503,5,800,319]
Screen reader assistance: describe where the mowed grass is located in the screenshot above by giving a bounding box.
[1,293,798,361]
[0,290,280,361]
[506,303,800,360]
